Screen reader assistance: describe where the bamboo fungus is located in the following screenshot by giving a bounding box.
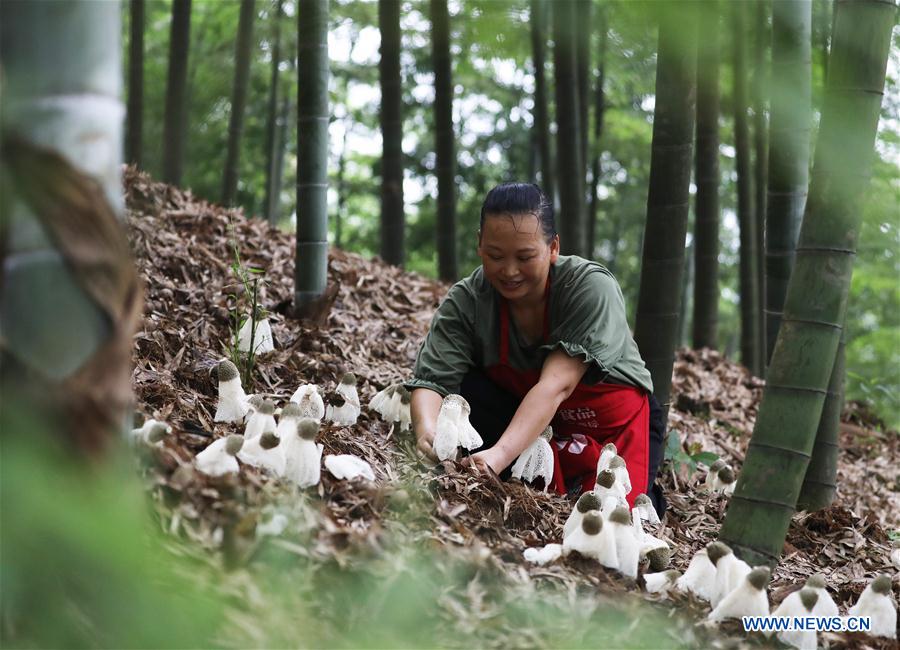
[719,0,895,566]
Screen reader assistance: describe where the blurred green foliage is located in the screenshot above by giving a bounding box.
[124,0,899,427]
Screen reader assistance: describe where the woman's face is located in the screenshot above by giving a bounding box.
[477,213,559,305]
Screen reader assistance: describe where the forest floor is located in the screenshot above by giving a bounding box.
[125,167,898,649]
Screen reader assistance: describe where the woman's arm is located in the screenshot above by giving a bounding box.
[411,387,444,461]
[469,349,588,473]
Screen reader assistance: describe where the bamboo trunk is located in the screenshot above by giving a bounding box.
[765,0,811,364]
[719,0,894,567]
[431,0,457,281]
[732,1,761,376]
[552,0,586,257]
[264,0,284,223]
[222,0,257,207]
[127,0,144,167]
[692,0,720,351]
[380,0,405,268]
[753,0,769,365]
[294,0,330,315]
[587,5,608,260]
[530,0,554,203]
[162,0,191,186]
[632,1,698,414]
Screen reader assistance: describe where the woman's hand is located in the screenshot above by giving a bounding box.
[415,428,438,462]
[466,447,507,476]
[411,388,443,463]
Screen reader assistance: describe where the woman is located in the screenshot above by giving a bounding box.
[406,182,666,513]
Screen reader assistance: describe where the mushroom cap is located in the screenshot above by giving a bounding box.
[608,455,626,470]
[601,442,617,454]
[260,431,280,450]
[247,395,265,410]
[281,403,303,419]
[663,569,682,582]
[225,434,244,456]
[340,372,357,386]
[805,573,827,590]
[709,459,726,472]
[400,390,411,405]
[871,574,892,595]
[747,567,771,591]
[717,465,735,484]
[297,418,319,440]
[608,507,632,526]
[256,399,276,416]
[634,493,652,507]
[147,422,170,443]
[575,491,602,513]
[596,469,617,489]
[581,512,603,535]
[799,588,819,611]
[217,359,239,382]
[705,541,732,566]
[647,546,671,572]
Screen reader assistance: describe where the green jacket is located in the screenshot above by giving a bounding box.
[407,255,653,397]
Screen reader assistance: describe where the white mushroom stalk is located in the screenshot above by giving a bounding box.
[562,512,619,570]
[675,548,717,602]
[238,429,285,476]
[523,543,563,565]
[710,465,736,495]
[238,315,275,354]
[324,454,376,481]
[244,394,265,422]
[282,418,323,488]
[563,491,602,540]
[707,541,752,607]
[596,442,618,476]
[608,507,640,578]
[847,575,896,639]
[633,493,661,527]
[890,540,900,570]
[243,398,276,441]
[214,358,250,423]
[290,383,325,422]
[510,425,554,487]
[703,459,726,492]
[644,569,681,595]
[607,455,632,496]
[368,383,411,428]
[195,434,244,477]
[593,469,629,511]
[130,419,171,446]
[707,567,771,623]
[275,402,304,440]
[803,573,839,618]
[326,373,361,426]
[768,588,820,650]
[455,395,483,450]
[432,394,484,461]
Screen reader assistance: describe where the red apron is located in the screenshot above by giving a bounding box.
[485,283,650,506]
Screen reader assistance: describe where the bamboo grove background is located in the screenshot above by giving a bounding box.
[122,0,899,428]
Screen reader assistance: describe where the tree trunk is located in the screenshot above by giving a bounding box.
[719,0,894,567]
[753,0,769,365]
[530,0,554,203]
[587,5,608,260]
[264,0,284,223]
[162,0,191,186]
[632,1,698,415]
[692,1,720,351]
[552,0,586,257]
[431,0,457,281]
[380,0,405,268]
[126,0,144,168]
[765,0,811,364]
[0,0,141,452]
[732,1,761,376]
[797,322,844,511]
[222,0,256,207]
[575,0,591,187]
[294,0,330,316]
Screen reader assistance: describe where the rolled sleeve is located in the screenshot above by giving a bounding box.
[406,284,476,396]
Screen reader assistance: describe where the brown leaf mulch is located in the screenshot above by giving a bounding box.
[125,167,898,648]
